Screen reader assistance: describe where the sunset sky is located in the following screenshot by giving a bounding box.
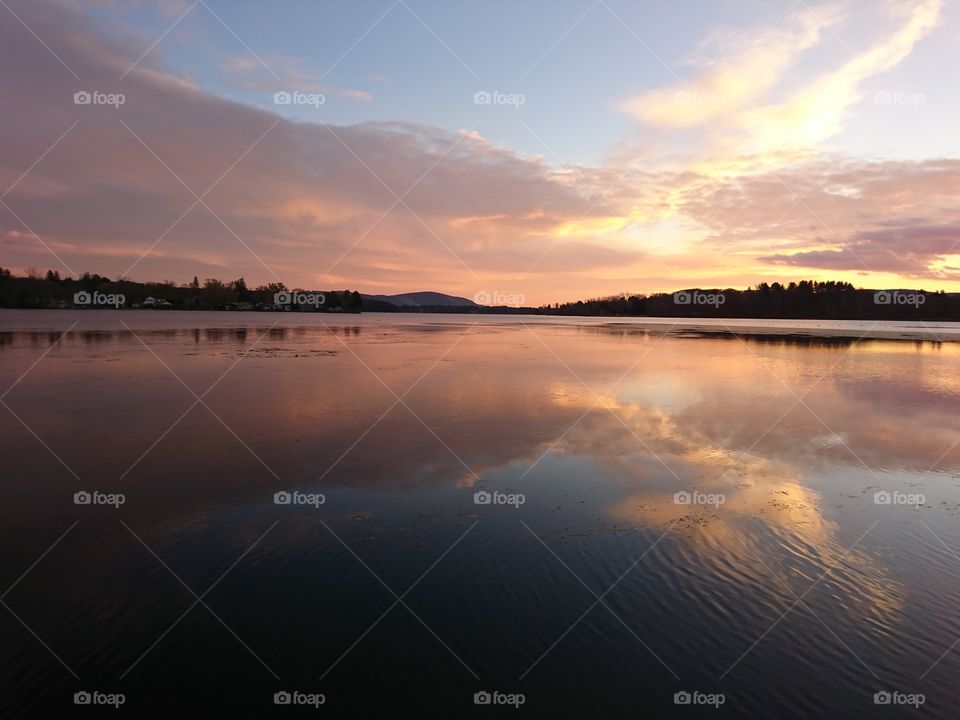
[1,0,959,304]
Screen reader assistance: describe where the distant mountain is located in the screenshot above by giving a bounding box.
[361,291,477,307]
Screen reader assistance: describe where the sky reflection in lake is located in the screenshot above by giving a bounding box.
[1,312,959,717]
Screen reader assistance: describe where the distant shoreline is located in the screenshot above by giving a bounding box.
[2,308,959,342]
[4,304,960,322]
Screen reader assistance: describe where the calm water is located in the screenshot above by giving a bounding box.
[2,310,960,718]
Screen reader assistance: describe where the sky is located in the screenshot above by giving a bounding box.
[1,0,959,304]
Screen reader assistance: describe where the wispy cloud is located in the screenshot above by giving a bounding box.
[618,4,843,130]
[618,0,942,171]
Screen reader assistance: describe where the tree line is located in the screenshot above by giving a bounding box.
[535,281,960,320]
[0,267,362,311]
[2,270,957,319]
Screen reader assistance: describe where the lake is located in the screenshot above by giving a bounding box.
[1,310,959,717]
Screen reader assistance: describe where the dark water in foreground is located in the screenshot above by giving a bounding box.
[2,311,960,718]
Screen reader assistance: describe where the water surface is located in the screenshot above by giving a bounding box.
[1,310,959,717]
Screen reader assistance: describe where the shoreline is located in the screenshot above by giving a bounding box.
[1,308,959,342]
